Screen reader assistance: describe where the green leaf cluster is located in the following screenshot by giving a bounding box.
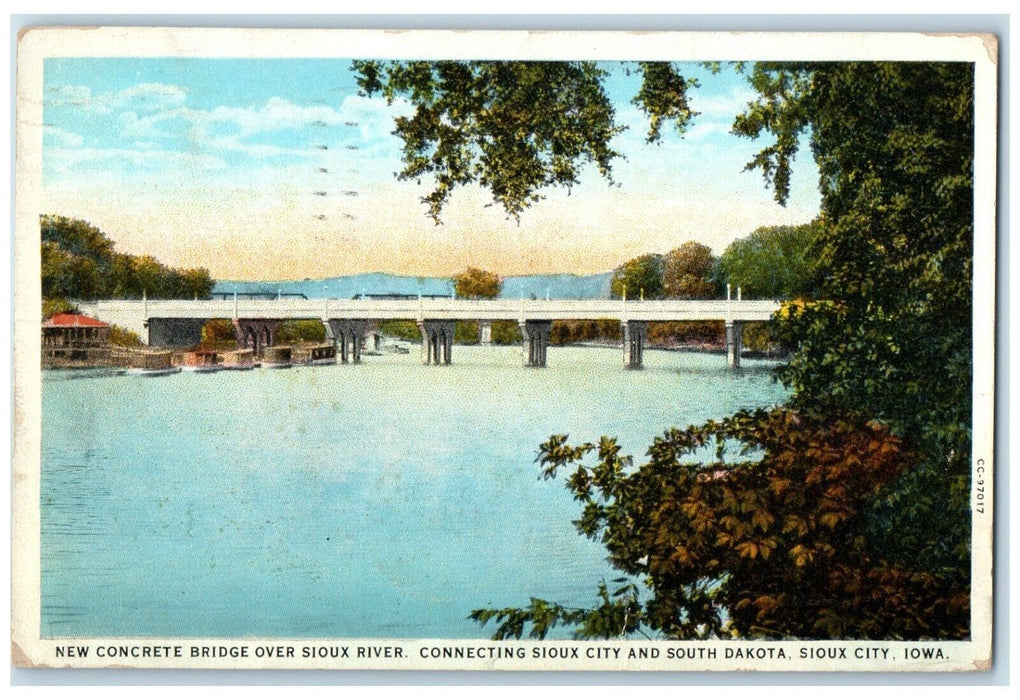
[353,61,696,223]
[610,253,664,300]
[275,320,327,344]
[716,220,821,299]
[453,267,502,299]
[740,63,975,580]
[475,410,967,641]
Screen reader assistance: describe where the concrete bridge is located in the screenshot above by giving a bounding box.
[78,297,780,369]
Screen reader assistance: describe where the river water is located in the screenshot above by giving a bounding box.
[41,345,787,639]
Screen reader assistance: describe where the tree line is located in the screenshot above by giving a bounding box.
[41,215,214,317]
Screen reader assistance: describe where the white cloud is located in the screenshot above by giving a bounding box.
[114,83,188,112]
[46,146,227,174]
[46,82,187,115]
[45,84,92,107]
[689,85,758,119]
[119,106,203,141]
[208,97,348,137]
[44,125,84,148]
[336,94,413,142]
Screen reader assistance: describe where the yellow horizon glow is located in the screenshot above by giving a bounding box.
[42,180,817,281]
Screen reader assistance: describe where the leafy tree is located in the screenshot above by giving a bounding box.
[610,253,663,300]
[662,241,718,299]
[550,320,621,345]
[40,215,215,302]
[356,61,975,640]
[379,320,420,342]
[201,319,237,348]
[734,62,974,581]
[490,320,523,345]
[41,297,79,320]
[276,320,327,344]
[474,410,968,640]
[453,267,502,299]
[717,221,821,299]
[454,320,480,344]
[109,324,143,347]
[353,61,694,222]
[646,321,722,347]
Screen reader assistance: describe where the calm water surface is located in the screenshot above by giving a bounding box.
[41,346,787,639]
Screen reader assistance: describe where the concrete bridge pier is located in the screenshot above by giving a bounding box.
[621,320,648,369]
[478,320,492,346]
[146,317,206,348]
[418,320,455,365]
[326,319,370,364]
[233,319,282,356]
[726,321,743,368]
[520,320,552,367]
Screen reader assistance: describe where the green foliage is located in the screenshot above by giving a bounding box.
[379,320,420,342]
[353,61,696,222]
[276,320,327,344]
[455,320,480,344]
[108,324,143,348]
[359,61,975,641]
[632,62,699,143]
[738,63,975,580]
[201,319,237,347]
[646,321,723,347]
[41,215,215,301]
[41,298,79,320]
[472,581,643,640]
[610,253,663,300]
[740,321,779,355]
[550,319,621,345]
[453,267,502,299]
[474,410,968,640]
[717,221,821,299]
[662,241,718,299]
[490,320,523,345]
[464,61,975,642]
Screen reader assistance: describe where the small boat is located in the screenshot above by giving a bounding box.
[292,344,337,366]
[383,341,411,354]
[125,350,180,377]
[220,349,255,370]
[126,366,182,377]
[178,350,221,373]
[260,346,293,369]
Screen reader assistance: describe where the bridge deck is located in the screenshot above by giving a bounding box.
[84,298,780,324]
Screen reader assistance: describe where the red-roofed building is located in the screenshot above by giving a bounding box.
[42,313,112,367]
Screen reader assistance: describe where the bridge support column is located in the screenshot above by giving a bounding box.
[478,320,492,346]
[233,319,282,356]
[145,318,207,348]
[326,319,370,364]
[520,320,552,367]
[417,320,456,365]
[726,321,743,368]
[621,320,648,369]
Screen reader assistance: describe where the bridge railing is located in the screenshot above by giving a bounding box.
[86,297,782,323]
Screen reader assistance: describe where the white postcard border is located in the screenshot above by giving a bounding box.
[12,26,998,672]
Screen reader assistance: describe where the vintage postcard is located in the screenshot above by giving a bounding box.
[12,27,997,671]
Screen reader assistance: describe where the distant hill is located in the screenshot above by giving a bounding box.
[213,271,614,300]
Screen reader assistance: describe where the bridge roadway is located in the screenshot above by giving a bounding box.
[80,297,781,369]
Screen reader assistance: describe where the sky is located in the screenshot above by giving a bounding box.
[41,58,821,281]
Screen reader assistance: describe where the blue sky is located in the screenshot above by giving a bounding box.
[42,58,820,280]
